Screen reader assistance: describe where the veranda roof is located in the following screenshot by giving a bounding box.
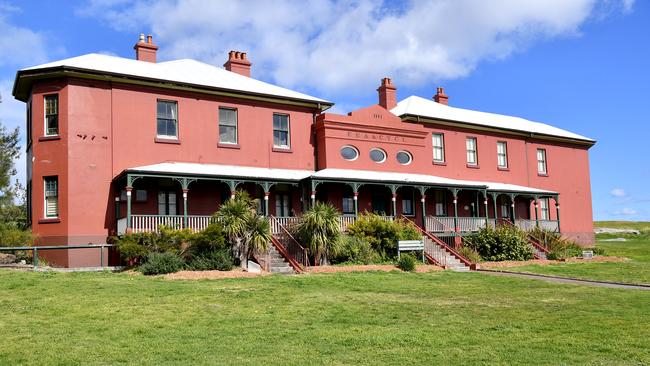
[125,162,314,182]
[123,162,556,195]
[311,168,557,195]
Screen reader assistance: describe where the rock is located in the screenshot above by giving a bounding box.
[247,260,261,273]
[0,253,17,264]
[594,228,640,235]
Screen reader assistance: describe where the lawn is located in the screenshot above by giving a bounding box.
[0,270,648,365]
[594,221,650,231]
[507,222,650,285]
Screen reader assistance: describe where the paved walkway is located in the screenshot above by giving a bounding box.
[478,269,650,290]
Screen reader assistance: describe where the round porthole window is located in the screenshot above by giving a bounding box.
[396,151,412,165]
[369,148,387,163]
[340,145,359,161]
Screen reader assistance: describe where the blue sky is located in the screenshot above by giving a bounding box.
[0,0,648,221]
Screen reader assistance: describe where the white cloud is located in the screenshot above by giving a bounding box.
[0,3,60,186]
[612,208,638,216]
[76,0,633,97]
[610,188,626,197]
[0,6,49,67]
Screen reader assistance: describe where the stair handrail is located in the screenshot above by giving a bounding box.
[527,234,550,254]
[402,217,473,268]
[269,216,309,271]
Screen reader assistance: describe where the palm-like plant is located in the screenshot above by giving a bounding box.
[244,214,271,257]
[216,190,270,269]
[295,202,341,265]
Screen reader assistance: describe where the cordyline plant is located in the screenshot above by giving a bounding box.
[215,191,270,269]
[294,202,341,265]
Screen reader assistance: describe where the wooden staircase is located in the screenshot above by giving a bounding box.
[268,216,309,274]
[403,217,473,271]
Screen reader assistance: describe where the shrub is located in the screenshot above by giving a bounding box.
[347,213,421,260]
[187,249,234,271]
[114,235,149,263]
[396,253,418,272]
[546,240,585,260]
[114,226,195,264]
[465,226,533,261]
[0,227,33,247]
[330,235,380,265]
[139,252,184,275]
[590,247,606,256]
[458,246,481,263]
[186,223,227,260]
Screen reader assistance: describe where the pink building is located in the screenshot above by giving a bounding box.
[12,36,595,268]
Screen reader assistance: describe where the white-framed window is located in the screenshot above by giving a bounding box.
[342,197,355,214]
[44,176,58,218]
[537,149,547,175]
[434,190,447,216]
[157,100,178,139]
[158,191,177,215]
[466,137,478,165]
[369,148,386,163]
[432,133,445,163]
[539,198,550,220]
[273,113,290,148]
[497,141,508,168]
[44,94,59,136]
[219,107,238,144]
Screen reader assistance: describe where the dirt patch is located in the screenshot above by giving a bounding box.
[306,264,442,273]
[165,268,270,280]
[479,256,627,269]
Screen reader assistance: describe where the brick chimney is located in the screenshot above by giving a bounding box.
[434,87,449,105]
[224,51,252,77]
[134,33,158,63]
[377,77,397,110]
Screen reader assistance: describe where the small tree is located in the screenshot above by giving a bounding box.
[215,190,270,269]
[294,202,341,265]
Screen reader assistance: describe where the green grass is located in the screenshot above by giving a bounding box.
[0,270,649,365]
[507,235,650,285]
[594,221,650,231]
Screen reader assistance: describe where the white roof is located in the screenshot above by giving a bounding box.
[23,53,330,104]
[312,168,555,194]
[126,163,555,194]
[128,162,314,181]
[391,95,594,143]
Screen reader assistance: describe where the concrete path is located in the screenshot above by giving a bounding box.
[478,269,650,290]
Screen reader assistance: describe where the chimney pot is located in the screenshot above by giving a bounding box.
[377,77,397,110]
[134,33,158,63]
[434,86,449,105]
[224,49,252,77]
